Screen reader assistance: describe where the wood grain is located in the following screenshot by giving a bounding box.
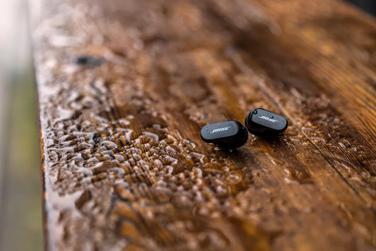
[32,0,376,250]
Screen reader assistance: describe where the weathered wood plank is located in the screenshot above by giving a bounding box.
[32,0,376,250]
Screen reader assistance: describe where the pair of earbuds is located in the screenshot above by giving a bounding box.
[200,108,288,150]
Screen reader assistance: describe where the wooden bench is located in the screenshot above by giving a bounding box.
[32,0,376,250]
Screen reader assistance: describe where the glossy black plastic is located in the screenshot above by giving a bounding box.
[245,108,288,136]
[200,120,248,149]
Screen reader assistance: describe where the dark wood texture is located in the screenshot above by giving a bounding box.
[32,0,376,250]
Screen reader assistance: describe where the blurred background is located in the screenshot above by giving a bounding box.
[0,0,42,250]
[0,0,374,250]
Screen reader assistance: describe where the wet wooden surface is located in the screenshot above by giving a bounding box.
[32,0,376,250]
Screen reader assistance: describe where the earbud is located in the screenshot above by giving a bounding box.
[245,108,288,136]
[200,120,248,150]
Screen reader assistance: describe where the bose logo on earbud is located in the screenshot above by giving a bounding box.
[211,126,231,134]
[258,116,277,123]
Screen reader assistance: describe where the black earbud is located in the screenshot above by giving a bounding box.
[200,120,248,150]
[245,108,288,136]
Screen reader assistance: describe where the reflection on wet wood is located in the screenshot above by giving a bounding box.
[32,0,376,250]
